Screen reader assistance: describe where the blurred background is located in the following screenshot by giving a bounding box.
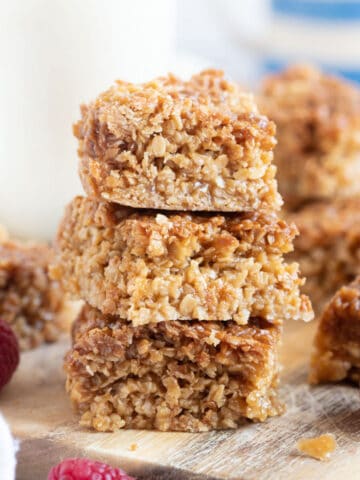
[1,0,360,240]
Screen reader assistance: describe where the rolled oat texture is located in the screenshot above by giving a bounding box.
[0,240,67,350]
[65,304,284,432]
[260,65,360,209]
[75,69,282,212]
[286,197,360,314]
[52,196,313,325]
[310,276,360,385]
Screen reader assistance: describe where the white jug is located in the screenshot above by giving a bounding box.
[0,0,176,240]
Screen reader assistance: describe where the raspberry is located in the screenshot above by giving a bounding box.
[0,319,19,391]
[48,458,135,480]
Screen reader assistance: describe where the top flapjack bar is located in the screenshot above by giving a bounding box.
[260,65,360,209]
[74,70,281,212]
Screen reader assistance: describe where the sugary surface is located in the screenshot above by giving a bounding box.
[0,240,66,350]
[75,69,282,212]
[261,65,360,209]
[310,277,360,385]
[52,196,313,325]
[65,305,284,432]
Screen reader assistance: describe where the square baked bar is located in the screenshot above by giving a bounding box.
[286,197,360,314]
[310,277,360,385]
[65,304,283,432]
[74,70,281,212]
[0,240,66,350]
[260,65,360,209]
[52,196,312,325]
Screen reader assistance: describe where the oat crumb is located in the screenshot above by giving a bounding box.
[297,434,337,461]
[129,443,137,451]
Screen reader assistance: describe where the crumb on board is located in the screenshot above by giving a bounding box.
[297,434,337,461]
[129,443,137,451]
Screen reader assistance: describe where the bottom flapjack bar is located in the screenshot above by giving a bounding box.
[65,305,284,432]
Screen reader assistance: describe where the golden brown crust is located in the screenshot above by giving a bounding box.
[0,240,67,350]
[65,304,283,432]
[310,277,360,385]
[75,70,281,212]
[286,197,360,314]
[52,196,313,325]
[260,65,360,209]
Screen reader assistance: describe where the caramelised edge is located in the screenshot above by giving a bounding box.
[286,198,360,313]
[309,277,360,385]
[52,196,313,325]
[65,305,284,432]
[260,65,360,209]
[0,241,67,350]
[75,69,281,212]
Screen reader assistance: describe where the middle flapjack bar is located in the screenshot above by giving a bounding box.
[52,196,312,326]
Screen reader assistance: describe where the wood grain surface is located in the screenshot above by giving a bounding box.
[1,321,360,480]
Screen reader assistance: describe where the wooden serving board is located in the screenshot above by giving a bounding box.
[1,321,360,480]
